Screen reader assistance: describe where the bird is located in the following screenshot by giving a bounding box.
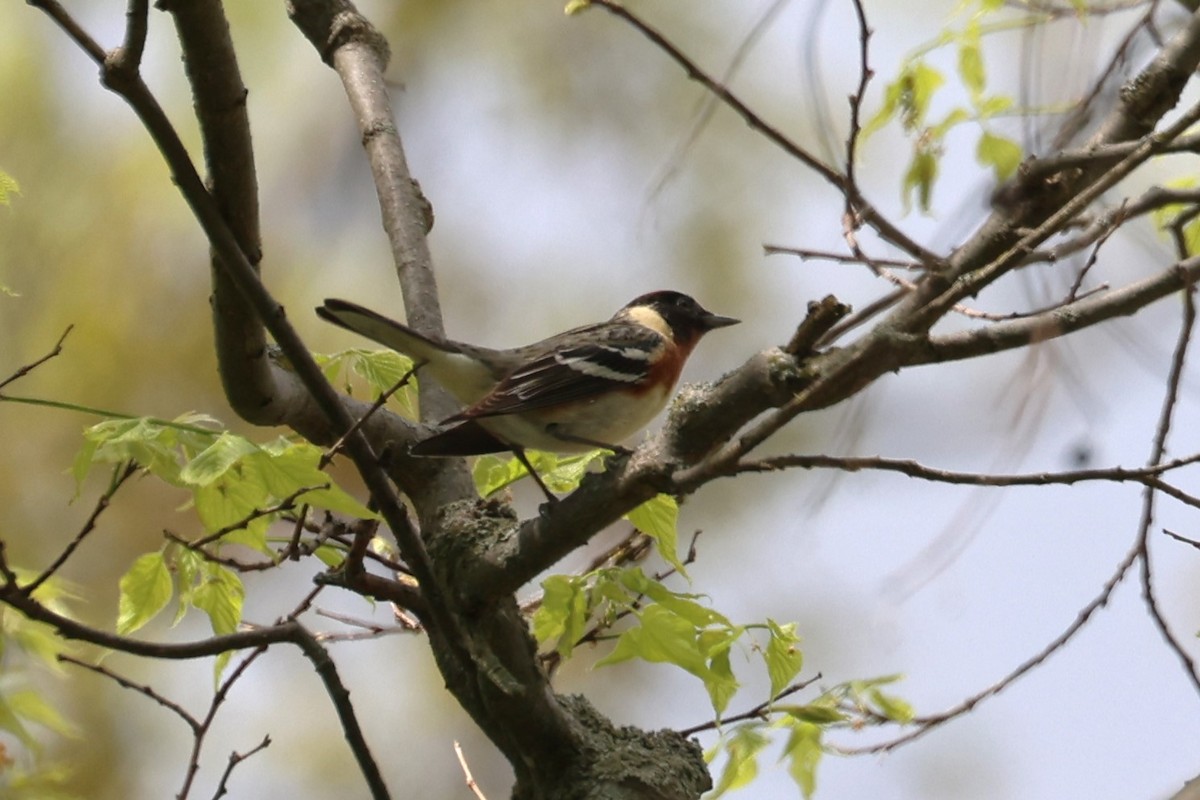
[316,290,738,497]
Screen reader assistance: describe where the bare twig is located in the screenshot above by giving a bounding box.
[585,0,943,267]
[841,0,873,253]
[453,740,489,800]
[26,461,137,594]
[732,452,1200,509]
[1163,528,1200,550]
[178,646,270,800]
[838,537,1142,753]
[322,365,419,467]
[764,245,920,271]
[0,325,73,391]
[1136,281,1200,692]
[58,654,200,730]
[211,735,271,800]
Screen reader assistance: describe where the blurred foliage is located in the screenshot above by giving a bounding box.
[0,571,81,800]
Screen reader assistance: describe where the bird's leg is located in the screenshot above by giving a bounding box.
[543,424,633,456]
[512,448,559,504]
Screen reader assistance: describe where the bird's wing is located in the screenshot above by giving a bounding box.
[447,323,665,421]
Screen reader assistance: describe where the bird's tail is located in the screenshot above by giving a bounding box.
[316,299,452,362]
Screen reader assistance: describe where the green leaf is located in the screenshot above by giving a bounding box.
[532,574,590,657]
[861,85,899,142]
[246,441,375,519]
[473,450,602,497]
[192,479,272,550]
[539,451,605,493]
[347,349,419,419]
[190,565,244,637]
[1183,219,1200,257]
[8,689,78,738]
[783,720,823,798]
[314,544,345,568]
[564,0,591,13]
[704,644,740,717]
[976,94,1014,117]
[179,432,259,486]
[764,619,804,699]
[928,107,969,139]
[473,454,529,497]
[597,603,741,714]
[976,131,1022,181]
[117,552,173,635]
[869,687,915,723]
[0,692,34,747]
[597,604,709,674]
[957,22,985,97]
[626,495,685,576]
[902,62,944,130]
[903,147,939,212]
[617,569,728,628]
[708,725,770,798]
[776,703,846,724]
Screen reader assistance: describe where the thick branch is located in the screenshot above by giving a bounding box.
[286,0,474,513]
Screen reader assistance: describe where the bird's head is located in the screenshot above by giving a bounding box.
[616,290,739,346]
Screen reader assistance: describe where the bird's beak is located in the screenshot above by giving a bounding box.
[701,311,740,330]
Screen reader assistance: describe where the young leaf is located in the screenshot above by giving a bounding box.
[957,21,985,97]
[532,574,590,657]
[869,687,915,723]
[704,643,740,717]
[179,432,258,486]
[900,61,944,130]
[708,724,770,798]
[783,719,823,798]
[190,564,244,637]
[764,619,804,699]
[347,349,418,417]
[117,552,173,635]
[626,495,685,576]
[976,131,1022,181]
[473,454,532,498]
[246,441,374,519]
[7,689,79,738]
[596,604,710,676]
[903,147,939,212]
[777,703,845,724]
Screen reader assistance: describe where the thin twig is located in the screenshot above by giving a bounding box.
[210,735,271,800]
[841,0,873,254]
[732,452,1200,509]
[1163,528,1200,550]
[764,245,920,271]
[57,654,199,730]
[321,365,419,468]
[177,645,269,800]
[26,461,137,594]
[1136,279,1200,692]
[0,325,73,391]
[586,0,943,267]
[678,674,822,738]
[837,538,1142,753]
[453,740,489,800]
[191,483,330,548]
